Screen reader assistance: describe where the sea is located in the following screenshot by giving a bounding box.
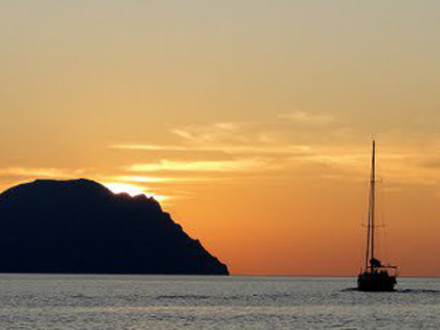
[0,275,438,329]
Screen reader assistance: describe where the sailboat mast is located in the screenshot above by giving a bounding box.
[370,140,376,264]
[365,140,376,270]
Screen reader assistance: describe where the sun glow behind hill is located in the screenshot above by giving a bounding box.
[103,182,168,202]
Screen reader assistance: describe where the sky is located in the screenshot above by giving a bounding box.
[1,0,440,276]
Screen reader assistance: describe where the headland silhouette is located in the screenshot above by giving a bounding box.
[0,179,228,275]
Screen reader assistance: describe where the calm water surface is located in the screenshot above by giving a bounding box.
[0,275,438,329]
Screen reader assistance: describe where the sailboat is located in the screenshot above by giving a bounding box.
[357,141,398,291]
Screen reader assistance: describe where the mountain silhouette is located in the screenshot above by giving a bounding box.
[0,179,228,275]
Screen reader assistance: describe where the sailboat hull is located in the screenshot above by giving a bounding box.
[357,272,397,291]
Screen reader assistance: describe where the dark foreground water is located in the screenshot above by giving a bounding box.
[0,275,438,329]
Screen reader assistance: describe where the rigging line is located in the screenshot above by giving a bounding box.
[379,178,390,263]
[359,167,370,269]
[359,182,368,270]
[374,164,389,264]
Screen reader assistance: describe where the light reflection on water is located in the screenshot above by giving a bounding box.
[0,275,438,329]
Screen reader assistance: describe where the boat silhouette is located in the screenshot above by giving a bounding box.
[357,141,398,291]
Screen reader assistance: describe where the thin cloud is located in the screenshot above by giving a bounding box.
[109,175,215,183]
[213,122,242,130]
[0,167,83,178]
[278,111,334,125]
[111,144,311,155]
[171,129,195,141]
[125,158,279,173]
[112,121,440,188]
[111,121,313,157]
[170,122,256,145]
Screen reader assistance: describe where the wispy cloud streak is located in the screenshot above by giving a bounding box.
[109,175,215,183]
[126,159,279,173]
[111,144,311,155]
[0,167,83,178]
[278,111,334,125]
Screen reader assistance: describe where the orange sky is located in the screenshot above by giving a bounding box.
[1,1,440,276]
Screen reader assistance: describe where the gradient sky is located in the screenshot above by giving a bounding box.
[1,0,440,276]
